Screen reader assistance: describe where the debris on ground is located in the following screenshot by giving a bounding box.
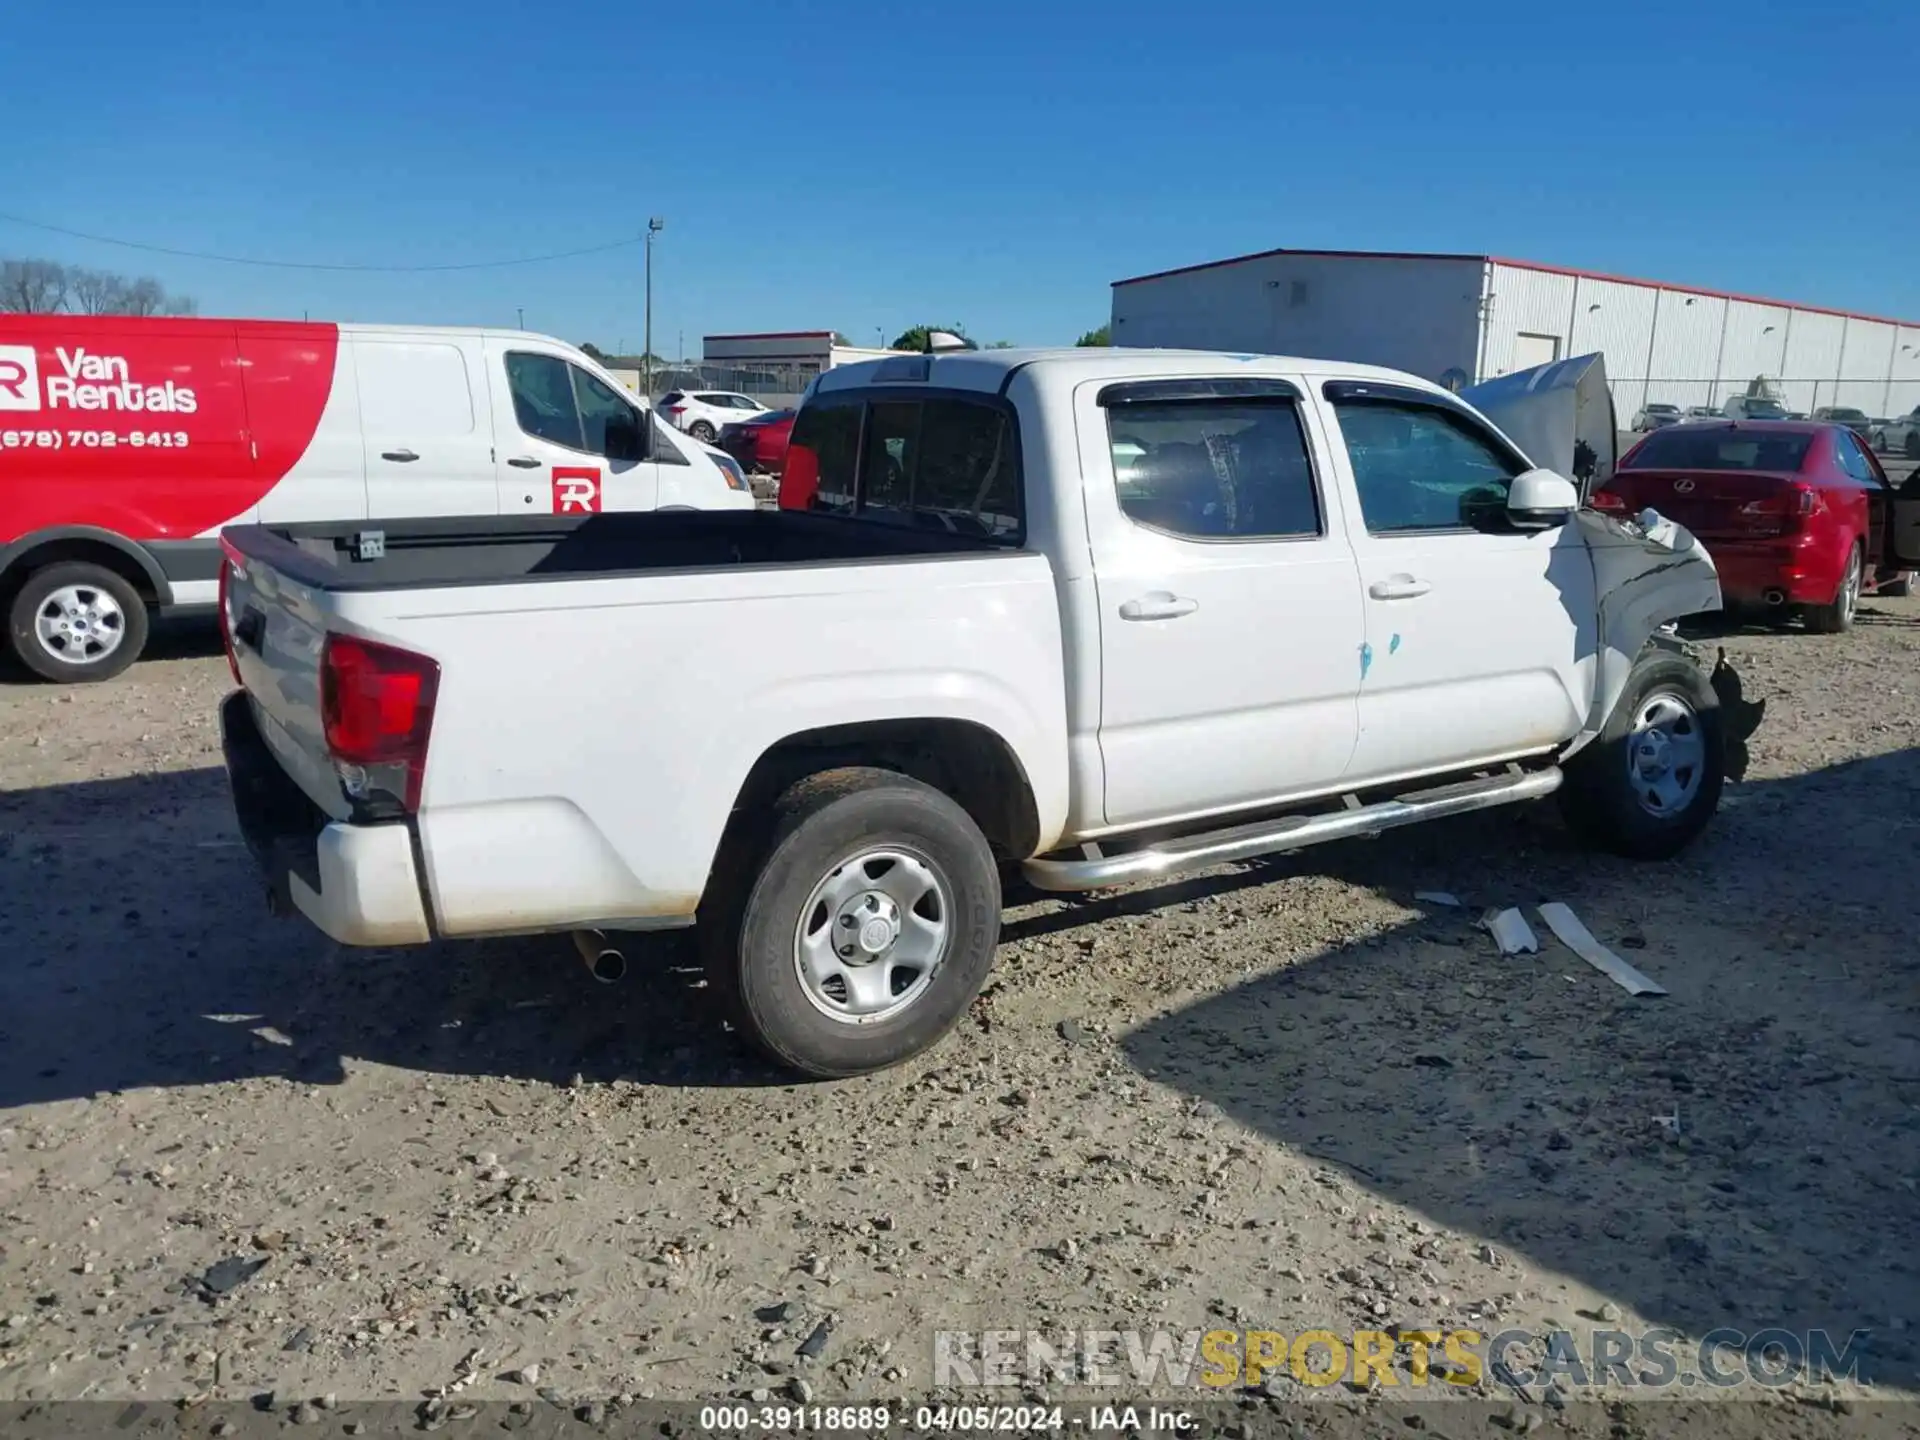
[192,1256,267,1302]
[1482,907,1540,956]
[1537,903,1667,996]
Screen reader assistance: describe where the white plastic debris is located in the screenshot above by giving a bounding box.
[1415,891,1463,908]
[1482,908,1540,956]
[1537,903,1667,997]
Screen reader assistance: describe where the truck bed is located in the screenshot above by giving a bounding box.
[223,509,1014,593]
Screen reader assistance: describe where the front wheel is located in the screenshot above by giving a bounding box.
[1558,651,1725,861]
[1805,542,1863,634]
[6,561,149,683]
[700,767,1002,1078]
[688,420,717,443]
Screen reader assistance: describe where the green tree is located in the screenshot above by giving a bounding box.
[580,341,610,363]
[889,324,970,353]
[1075,324,1111,347]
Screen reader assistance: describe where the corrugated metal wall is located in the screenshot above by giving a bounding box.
[1839,321,1897,413]
[1110,254,1484,382]
[1645,293,1726,410]
[1892,329,1920,418]
[1717,301,1791,406]
[1482,264,1574,377]
[1568,278,1658,421]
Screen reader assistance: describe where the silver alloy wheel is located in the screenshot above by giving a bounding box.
[793,846,952,1025]
[1837,546,1862,626]
[33,583,127,666]
[1625,690,1706,819]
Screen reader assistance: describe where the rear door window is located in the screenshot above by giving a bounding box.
[787,392,1019,538]
[1102,399,1321,539]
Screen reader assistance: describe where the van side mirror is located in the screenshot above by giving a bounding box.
[1506,468,1579,529]
[604,411,645,463]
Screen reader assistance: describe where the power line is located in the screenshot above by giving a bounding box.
[0,211,645,272]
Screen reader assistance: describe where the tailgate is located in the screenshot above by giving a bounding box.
[220,537,353,821]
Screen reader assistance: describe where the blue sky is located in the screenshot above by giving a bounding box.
[3,0,1915,352]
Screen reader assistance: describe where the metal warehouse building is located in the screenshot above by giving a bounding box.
[1110,248,1920,422]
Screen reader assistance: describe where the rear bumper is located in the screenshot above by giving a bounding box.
[1706,537,1841,606]
[220,691,433,947]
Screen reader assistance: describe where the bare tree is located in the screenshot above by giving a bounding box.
[66,267,124,316]
[0,259,70,313]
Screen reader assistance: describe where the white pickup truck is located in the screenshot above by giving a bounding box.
[217,347,1729,1078]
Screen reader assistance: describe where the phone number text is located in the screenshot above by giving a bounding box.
[2,429,192,451]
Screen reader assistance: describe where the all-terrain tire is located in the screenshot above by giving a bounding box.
[1558,650,1725,860]
[699,767,1001,1078]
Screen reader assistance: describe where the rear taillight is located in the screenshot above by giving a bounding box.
[667,405,685,418]
[217,538,243,685]
[1739,483,1819,519]
[1589,488,1628,514]
[320,634,440,814]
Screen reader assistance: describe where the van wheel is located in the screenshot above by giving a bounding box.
[700,767,1001,1079]
[1806,542,1863,634]
[688,421,717,443]
[7,562,149,683]
[1558,650,1724,861]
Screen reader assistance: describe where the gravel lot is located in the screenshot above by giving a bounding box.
[3,580,1919,1428]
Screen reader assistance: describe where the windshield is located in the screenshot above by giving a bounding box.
[1742,401,1787,418]
[1647,404,1679,414]
[1626,428,1814,472]
[1828,409,1867,422]
[753,409,796,424]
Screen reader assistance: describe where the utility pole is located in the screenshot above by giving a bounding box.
[516,307,524,330]
[644,217,665,398]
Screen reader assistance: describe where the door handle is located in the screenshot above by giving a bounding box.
[380,448,419,463]
[1119,591,1199,621]
[1368,576,1432,600]
[506,455,541,469]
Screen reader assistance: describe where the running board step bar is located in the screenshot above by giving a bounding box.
[1021,767,1563,892]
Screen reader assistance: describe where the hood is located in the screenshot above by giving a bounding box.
[1461,352,1616,498]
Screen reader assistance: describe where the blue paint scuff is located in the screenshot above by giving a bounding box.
[1359,642,1373,680]
[1389,632,1402,655]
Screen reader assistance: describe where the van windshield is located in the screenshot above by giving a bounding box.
[1626,428,1813,472]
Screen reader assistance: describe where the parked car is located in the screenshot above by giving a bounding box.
[1597,420,1920,628]
[0,315,751,683]
[1631,403,1684,432]
[1721,395,1789,420]
[1812,406,1874,442]
[718,408,796,474]
[1682,406,1721,424]
[1878,406,1920,459]
[658,390,769,443]
[217,346,1749,1079]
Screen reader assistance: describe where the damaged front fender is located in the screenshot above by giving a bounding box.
[1563,506,1724,762]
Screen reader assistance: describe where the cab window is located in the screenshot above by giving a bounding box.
[1331,399,1522,533]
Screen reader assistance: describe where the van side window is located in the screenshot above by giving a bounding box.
[570,365,639,458]
[506,353,584,450]
[1331,399,1522,533]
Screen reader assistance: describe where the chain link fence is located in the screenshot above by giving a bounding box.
[1610,376,1920,423]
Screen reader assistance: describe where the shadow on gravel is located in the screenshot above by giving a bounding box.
[1120,746,1920,1390]
[0,768,783,1112]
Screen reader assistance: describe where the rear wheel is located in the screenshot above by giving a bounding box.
[1881,574,1916,599]
[6,561,149,683]
[1558,650,1724,860]
[1806,542,1863,634]
[688,420,717,443]
[700,767,1002,1078]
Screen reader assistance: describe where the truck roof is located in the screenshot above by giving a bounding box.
[811,346,1456,398]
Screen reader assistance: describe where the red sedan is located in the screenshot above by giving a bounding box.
[1594,420,1918,632]
[717,408,795,476]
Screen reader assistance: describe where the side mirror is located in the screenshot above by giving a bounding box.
[604,412,645,463]
[1506,468,1579,529]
